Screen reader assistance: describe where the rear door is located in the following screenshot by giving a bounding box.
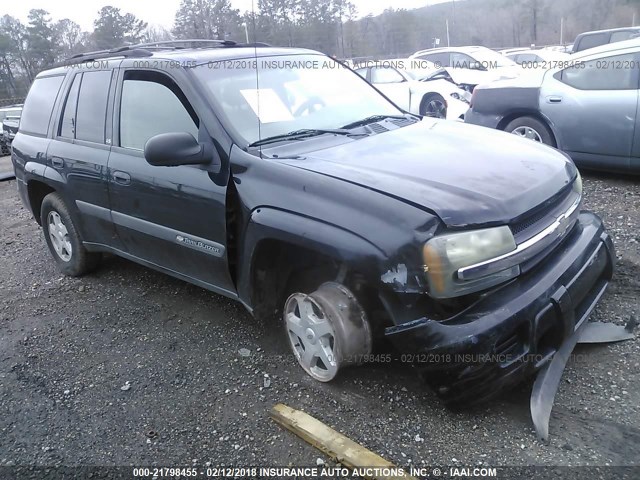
[540,51,639,171]
[47,68,120,246]
[107,67,235,295]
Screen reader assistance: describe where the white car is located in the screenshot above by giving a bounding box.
[354,64,471,120]
[409,46,522,85]
[506,49,570,66]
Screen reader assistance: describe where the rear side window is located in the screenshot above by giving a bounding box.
[75,71,112,143]
[451,52,477,69]
[610,31,636,43]
[417,52,450,67]
[558,53,639,90]
[119,71,199,150]
[517,54,541,64]
[20,76,65,136]
[60,74,81,138]
[576,33,609,52]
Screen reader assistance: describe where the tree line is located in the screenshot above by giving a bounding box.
[1,0,639,101]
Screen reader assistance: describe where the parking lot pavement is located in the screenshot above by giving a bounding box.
[0,155,14,180]
[0,172,639,471]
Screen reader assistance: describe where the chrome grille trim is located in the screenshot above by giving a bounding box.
[457,194,582,282]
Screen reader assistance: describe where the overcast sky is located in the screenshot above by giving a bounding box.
[4,0,447,31]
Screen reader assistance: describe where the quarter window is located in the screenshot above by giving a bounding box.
[20,75,65,136]
[558,53,639,90]
[119,71,199,151]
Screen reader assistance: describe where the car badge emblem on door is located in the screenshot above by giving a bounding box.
[175,234,223,257]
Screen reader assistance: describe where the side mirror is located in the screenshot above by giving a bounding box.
[144,132,217,167]
[471,61,486,71]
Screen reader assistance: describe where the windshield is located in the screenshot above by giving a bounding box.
[471,48,516,67]
[193,54,403,146]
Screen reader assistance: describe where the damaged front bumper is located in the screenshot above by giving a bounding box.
[385,212,615,407]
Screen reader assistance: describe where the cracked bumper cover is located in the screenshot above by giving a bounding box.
[385,212,615,407]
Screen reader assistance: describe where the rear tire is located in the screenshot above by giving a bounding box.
[40,192,101,276]
[505,116,556,147]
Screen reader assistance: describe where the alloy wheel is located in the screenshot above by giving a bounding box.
[47,211,73,262]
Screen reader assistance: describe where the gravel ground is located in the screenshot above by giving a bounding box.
[1,158,639,473]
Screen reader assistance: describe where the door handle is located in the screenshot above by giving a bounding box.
[113,171,131,185]
[547,96,563,104]
[51,156,64,169]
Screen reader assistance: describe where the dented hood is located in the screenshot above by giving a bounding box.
[278,120,576,228]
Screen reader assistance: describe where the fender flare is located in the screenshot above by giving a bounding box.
[237,207,387,307]
[21,162,66,220]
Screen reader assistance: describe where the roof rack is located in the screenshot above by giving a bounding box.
[60,47,153,66]
[60,39,272,67]
[131,39,237,49]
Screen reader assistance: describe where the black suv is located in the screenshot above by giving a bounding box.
[12,40,615,406]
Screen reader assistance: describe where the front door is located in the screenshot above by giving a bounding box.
[107,68,235,295]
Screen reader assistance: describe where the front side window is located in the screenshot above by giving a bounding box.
[193,54,402,146]
[20,75,65,136]
[559,53,639,90]
[119,71,199,151]
[371,67,404,84]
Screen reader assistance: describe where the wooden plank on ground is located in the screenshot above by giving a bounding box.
[269,403,417,480]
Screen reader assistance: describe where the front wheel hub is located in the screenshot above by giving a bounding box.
[284,282,372,382]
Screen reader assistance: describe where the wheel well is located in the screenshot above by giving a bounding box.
[27,181,56,225]
[250,240,339,320]
[249,239,390,334]
[497,112,557,144]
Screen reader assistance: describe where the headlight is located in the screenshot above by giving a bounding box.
[423,226,519,298]
[572,171,582,195]
[450,92,470,104]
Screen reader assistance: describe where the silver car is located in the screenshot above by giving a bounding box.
[465,39,640,174]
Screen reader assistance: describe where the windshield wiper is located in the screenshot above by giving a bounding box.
[248,128,351,148]
[340,114,414,129]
